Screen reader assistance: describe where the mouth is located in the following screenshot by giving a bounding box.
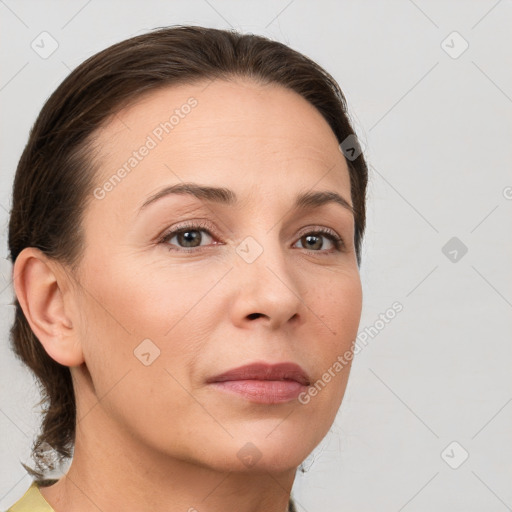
[206,361,311,404]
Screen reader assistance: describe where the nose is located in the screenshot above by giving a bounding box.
[229,237,304,331]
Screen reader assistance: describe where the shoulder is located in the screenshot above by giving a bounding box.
[5,481,55,512]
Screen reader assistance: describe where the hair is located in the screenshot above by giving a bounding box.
[7,24,368,482]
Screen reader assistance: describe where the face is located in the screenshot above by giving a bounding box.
[70,78,362,473]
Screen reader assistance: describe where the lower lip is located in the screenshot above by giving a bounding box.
[210,379,307,404]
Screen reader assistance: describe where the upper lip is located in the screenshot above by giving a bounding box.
[207,362,311,386]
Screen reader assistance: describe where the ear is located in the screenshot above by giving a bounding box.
[12,247,84,367]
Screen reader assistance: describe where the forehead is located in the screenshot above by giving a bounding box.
[90,78,350,216]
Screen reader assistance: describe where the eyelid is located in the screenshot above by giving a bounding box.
[296,225,342,241]
[157,219,220,245]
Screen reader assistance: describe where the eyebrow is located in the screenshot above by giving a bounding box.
[138,183,354,217]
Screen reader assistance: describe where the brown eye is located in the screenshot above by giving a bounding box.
[301,234,324,250]
[160,223,217,251]
[174,229,205,248]
[294,229,343,253]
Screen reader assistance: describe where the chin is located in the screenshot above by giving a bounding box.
[222,425,324,474]
[172,427,317,475]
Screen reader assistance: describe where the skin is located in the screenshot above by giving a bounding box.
[13,77,363,512]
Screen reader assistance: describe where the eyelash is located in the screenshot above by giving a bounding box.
[157,220,345,255]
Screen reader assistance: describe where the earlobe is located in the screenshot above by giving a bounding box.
[12,247,85,367]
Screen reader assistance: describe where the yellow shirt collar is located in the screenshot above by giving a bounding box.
[6,481,55,512]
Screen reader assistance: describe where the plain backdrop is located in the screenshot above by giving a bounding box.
[1,1,511,511]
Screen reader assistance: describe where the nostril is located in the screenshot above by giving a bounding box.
[247,313,264,320]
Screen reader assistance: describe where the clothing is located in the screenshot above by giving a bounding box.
[5,480,298,512]
[5,481,54,512]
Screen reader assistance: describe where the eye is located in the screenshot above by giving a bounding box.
[159,221,219,252]
[158,222,344,254]
[293,228,344,253]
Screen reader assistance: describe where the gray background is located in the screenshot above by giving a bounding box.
[1,1,511,510]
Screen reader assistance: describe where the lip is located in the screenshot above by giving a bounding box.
[207,362,311,404]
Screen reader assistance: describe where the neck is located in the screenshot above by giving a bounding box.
[39,403,296,512]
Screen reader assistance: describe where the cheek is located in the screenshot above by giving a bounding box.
[303,271,362,400]
[81,252,210,337]
[73,266,213,451]
[76,257,224,387]
[310,269,362,344]
[334,279,362,340]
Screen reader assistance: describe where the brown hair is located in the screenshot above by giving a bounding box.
[7,25,368,481]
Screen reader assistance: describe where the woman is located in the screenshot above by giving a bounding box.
[6,25,368,512]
